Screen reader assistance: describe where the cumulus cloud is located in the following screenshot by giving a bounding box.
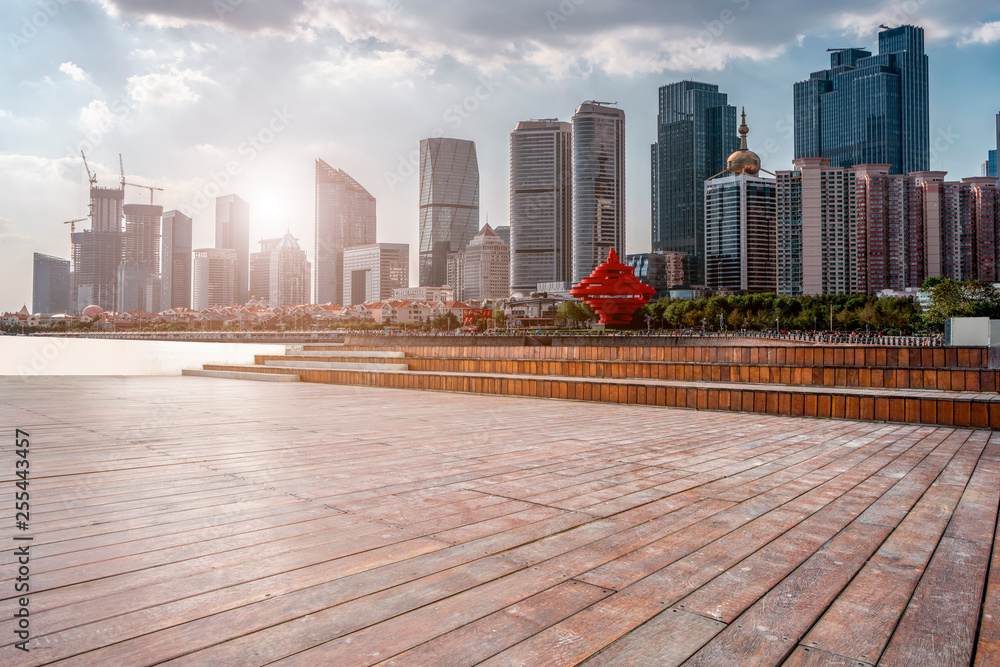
[59,62,89,83]
[78,100,118,137]
[126,67,214,107]
[960,21,1000,45]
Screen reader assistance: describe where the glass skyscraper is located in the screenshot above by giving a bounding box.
[509,119,573,294]
[793,25,929,175]
[215,194,250,306]
[32,253,70,314]
[314,160,376,304]
[651,82,737,286]
[418,138,480,287]
[572,102,625,284]
[161,210,192,310]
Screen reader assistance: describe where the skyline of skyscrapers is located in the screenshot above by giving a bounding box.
[509,119,573,294]
[215,193,250,306]
[794,25,929,175]
[315,159,377,305]
[572,101,626,284]
[418,137,480,287]
[651,81,738,286]
[160,210,193,310]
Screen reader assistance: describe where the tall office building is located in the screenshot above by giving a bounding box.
[651,82,737,286]
[32,253,70,314]
[269,232,311,308]
[192,248,237,310]
[215,194,249,305]
[572,102,626,284]
[118,203,162,312]
[249,237,282,304]
[315,160,376,304]
[794,25,929,175]
[73,185,123,312]
[161,210,192,310]
[704,112,776,293]
[984,112,999,178]
[343,243,409,305]
[418,138,480,286]
[448,225,510,302]
[509,119,573,293]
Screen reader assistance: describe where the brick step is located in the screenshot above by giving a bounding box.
[277,350,404,358]
[401,357,999,393]
[340,343,989,369]
[182,369,300,382]
[202,364,1000,429]
[261,359,409,371]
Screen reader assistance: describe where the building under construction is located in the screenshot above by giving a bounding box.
[70,154,166,314]
[72,185,123,312]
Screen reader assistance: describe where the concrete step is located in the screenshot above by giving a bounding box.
[182,369,300,382]
[262,360,409,371]
[286,343,345,352]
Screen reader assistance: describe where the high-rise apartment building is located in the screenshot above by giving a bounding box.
[418,138,480,286]
[794,25,929,175]
[572,102,626,284]
[315,160,376,304]
[269,232,311,308]
[249,237,282,304]
[776,159,1000,295]
[73,185,123,312]
[118,203,162,313]
[704,112,776,293]
[32,253,70,314]
[509,119,573,293]
[343,243,409,305]
[215,194,250,305]
[192,248,237,310]
[161,210,192,310]
[651,82,738,286]
[448,225,510,302]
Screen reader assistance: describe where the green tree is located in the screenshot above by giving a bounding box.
[430,312,460,331]
[557,301,594,328]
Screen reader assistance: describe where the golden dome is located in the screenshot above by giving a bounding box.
[726,108,761,176]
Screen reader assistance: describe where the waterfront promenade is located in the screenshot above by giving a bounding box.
[2,375,998,665]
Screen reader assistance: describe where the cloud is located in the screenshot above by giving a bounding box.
[960,21,1000,45]
[126,67,215,107]
[96,0,307,32]
[78,100,118,137]
[59,62,89,83]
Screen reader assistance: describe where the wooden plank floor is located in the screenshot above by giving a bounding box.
[1,375,998,666]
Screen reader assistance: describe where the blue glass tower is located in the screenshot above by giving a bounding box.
[651,81,737,286]
[794,25,928,175]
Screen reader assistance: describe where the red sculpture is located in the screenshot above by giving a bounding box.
[569,248,656,327]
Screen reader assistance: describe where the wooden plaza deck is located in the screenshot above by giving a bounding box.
[2,375,999,666]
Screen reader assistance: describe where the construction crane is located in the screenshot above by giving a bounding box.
[80,150,96,185]
[826,47,866,52]
[119,154,125,190]
[124,182,165,204]
[61,218,87,234]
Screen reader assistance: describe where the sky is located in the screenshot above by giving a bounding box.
[1,0,999,312]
